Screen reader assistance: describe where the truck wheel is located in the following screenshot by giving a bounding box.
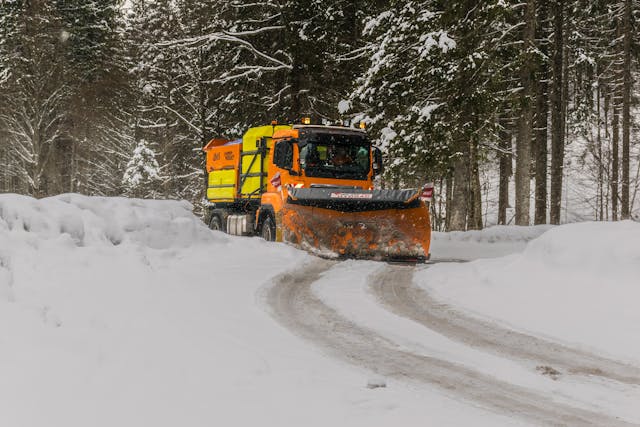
[208,209,227,232]
[261,216,276,241]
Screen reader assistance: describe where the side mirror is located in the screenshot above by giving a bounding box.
[372,147,384,177]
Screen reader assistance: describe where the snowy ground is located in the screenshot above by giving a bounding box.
[424,221,640,363]
[431,224,552,260]
[1,194,638,426]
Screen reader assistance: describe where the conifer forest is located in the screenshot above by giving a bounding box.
[1,0,639,230]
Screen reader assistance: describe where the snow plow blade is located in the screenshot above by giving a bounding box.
[281,188,431,262]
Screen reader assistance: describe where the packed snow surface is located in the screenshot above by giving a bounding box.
[1,194,638,426]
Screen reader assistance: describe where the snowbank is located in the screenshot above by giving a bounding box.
[420,221,640,362]
[0,193,216,249]
[430,224,552,260]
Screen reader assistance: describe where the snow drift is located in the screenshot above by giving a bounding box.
[0,193,215,249]
[421,221,640,362]
[430,224,552,260]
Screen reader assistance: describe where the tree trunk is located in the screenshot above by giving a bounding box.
[549,0,564,225]
[468,135,483,230]
[515,0,536,226]
[516,117,532,226]
[498,119,512,225]
[436,178,445,231]
[445,174,453,231]
[449,151,469,231]
[621,0,631,219]
[0,134,7,192]
[612,90,620,221]
[561,30,569,221]
[604,87,610,220]
[534,0,549,225]
[597,79,603,221]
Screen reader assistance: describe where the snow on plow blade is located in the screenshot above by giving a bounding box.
[282,188,431,262]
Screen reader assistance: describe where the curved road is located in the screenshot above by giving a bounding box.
[264,259,638,427]
[371,264,640,385]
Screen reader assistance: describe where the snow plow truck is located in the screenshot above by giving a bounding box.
[203,121,431,262]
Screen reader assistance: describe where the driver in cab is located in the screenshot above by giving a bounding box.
[330,146,352,166]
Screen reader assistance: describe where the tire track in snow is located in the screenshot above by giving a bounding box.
[265,259,637,427]
[371,264,640,385]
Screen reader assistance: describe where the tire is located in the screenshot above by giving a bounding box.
[260,215,276,241]
[208,209,227,233]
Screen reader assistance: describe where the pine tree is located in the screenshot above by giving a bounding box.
[0,0,70,197]
[55,0,130,196]
[123,139,161,198]
[353,1,456,187]
[354,0,525,230]
[0,0,131,197]
[0,1,21,192]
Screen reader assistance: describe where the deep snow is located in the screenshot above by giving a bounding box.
[430,224,552,260]
[1,194,638,426]
[421,221,640,363]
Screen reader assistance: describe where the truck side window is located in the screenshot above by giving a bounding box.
[273,141,293,170]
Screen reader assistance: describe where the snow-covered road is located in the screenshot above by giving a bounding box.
[1,194,639,426]
[371,264,640,385]
[266,259,640,426]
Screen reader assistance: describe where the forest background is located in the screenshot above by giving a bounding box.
[0,0,638,230]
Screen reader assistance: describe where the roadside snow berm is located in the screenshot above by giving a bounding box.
[203,121,431,262]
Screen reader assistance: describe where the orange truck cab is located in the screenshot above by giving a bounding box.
[203,123,431,262]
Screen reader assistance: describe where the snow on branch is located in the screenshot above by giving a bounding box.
[159,29,291,70]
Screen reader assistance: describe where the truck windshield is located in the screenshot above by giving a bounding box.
[299,137,370,180]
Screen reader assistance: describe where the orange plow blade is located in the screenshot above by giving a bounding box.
[281,188,431,262]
